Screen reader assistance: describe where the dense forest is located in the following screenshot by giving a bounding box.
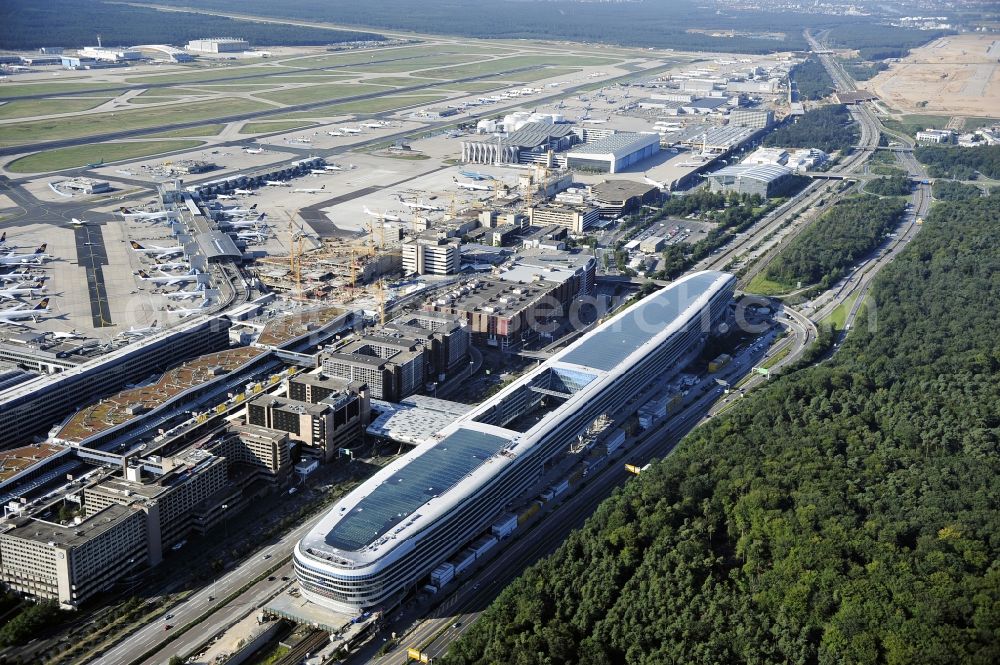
[838,57,889,81]
[0,0,382,49]
[764,104,860,154]
[864,173,911,196]
[915,145,1000,180]
[932,180,985,201]
[141,0,944,56]
[440,195,1000,665]
[766,195,905,288]
[790,57,835,101]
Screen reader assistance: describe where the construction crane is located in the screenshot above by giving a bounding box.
[375,279,387,325]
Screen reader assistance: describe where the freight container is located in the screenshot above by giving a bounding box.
[605,428,626,455]
[431,563,454,587]
[452,549,476,575]
[471,535,498,559]
[549,479,569,498]
[491,513,518,539]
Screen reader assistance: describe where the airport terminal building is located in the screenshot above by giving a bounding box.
[293,271,736,612]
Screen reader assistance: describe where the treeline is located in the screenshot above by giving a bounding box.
[932,180,984,200]
[0,0,382,49]
[838,57,889,81]
[143,0,942,56]
[0,600,63,647]
[824,23,951,60]
[764,104,860,153]
[440,194,1000,665]
[791,57,835,101]
[766,195,905,288]
[915,144,1000,180]
[865,173,911,196]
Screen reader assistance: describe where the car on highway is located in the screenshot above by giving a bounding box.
[165,614,173,620]
[164,624,173,631]
[268,576,276,581]
[262,554,272,560]
[453,622,462,628]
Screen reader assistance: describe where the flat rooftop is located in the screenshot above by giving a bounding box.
[56,346,267,443]
[5,503,139,548]
[323,427,512,551]
[0,443,66,484]
[256,306,346,348]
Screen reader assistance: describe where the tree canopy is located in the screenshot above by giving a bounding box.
[915,145,1000,180]
[440,195,1000,665]
[764,105,860,154]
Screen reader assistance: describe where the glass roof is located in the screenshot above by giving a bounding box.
[559,271,724,372]
[325,428,511,551]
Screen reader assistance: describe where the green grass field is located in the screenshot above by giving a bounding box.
[0,98,267,146]
[127,96,181,105]
[257,83,395,106]
[0,97,110,120]
[290,44,513,69]
[505,67,581,83]
[6,140,204,173]
[419,55,620,79]
[746,273,798,296]
[760,346,792,370]
[125,65,297,86]
[363,76,440,87]
[274,94,448,119]
[135,87,204,97]
[145,124,225,138]
[821,292,864,331]
[0,81,124,99]
[241,120,316,134]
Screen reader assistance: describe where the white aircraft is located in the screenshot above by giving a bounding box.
[0,298,51,325]
[69,218,94,227]
[294,185,326,194]
[217,194,237,201]
[0,284,45,300]
[164,284,207,300]
[217,203,259,216]
[120,207,178,222]
[361,121,386,129]
[225,216,269,230]
[457,181,491,192]
[291,136,312,143]
[582,118,608,124]
[136,269,198,285]
[264,180,289,187]
[170,300,212,317]
[233,189,255,196]
[152,260,191,272]
[237,231,268,243]
[363,206,402,222]
[120,320,159,338]
[340,127,363,135]
[244,147,265,154]
[309,169,330,175]
[644,175,668,190]
[326,130,343,137]
[399,198,443,212]
[130,241,184,258]
[323,164,343,171]
[0,244,50,266]
[0,270,35,283]
[50,329,84,340]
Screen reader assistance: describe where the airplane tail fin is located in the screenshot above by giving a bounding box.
[130,241,144,250]
[34,298,49,310]
[35,244,47,254]
[250,204,258,210]
[138,270,150,279]
[0,232,5,242]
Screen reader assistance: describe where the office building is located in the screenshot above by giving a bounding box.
[323,336,425,402]
[218,424,292,480]
[590,180,662,218]
[915,129,953,144]
[706,163,794,198]
[564,132,660,173]
[0,504,148,608]
[383,312,470,380]
[246,388,368,461]
[527,204,600,234]
[402,236,461,275]
[293,271,736,612]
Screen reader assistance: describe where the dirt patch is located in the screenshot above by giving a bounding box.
[869,34,1000,118]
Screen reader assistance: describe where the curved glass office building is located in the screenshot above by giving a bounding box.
[294,271,736,612]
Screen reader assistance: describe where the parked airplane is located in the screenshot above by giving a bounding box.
[294,185,326,194]
[225,215,269,230]
[152,260,191,272]
[217,194,237,201]
[291,136,312,143]
[309,169,330,175]
[459,170,493,181]
[643,174,667,190]
[217,204,259,215]
[339,127,363,134]
[264,180,289,187]
[50,329,84,340]
[398,198,443,211]
[0,298,51,325]
[136,270,198,285]
[0,270,35,283]
[244,147,265,154]
[120,320,159,338]
[456,181,491,191]
[0,284,45,300]
[86,158,104,168]
[69,218,94,227]
[130,241,183,258]
[323,164,343,171]
[233,189,255,196]
[326,130,343,137]
[237,231,269,243]
[120,208,178,222]
[0,245,50,266]
[170,300,212,317]
[164,284,207,300]
[361,121,387,129]
[363,206,402,222]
